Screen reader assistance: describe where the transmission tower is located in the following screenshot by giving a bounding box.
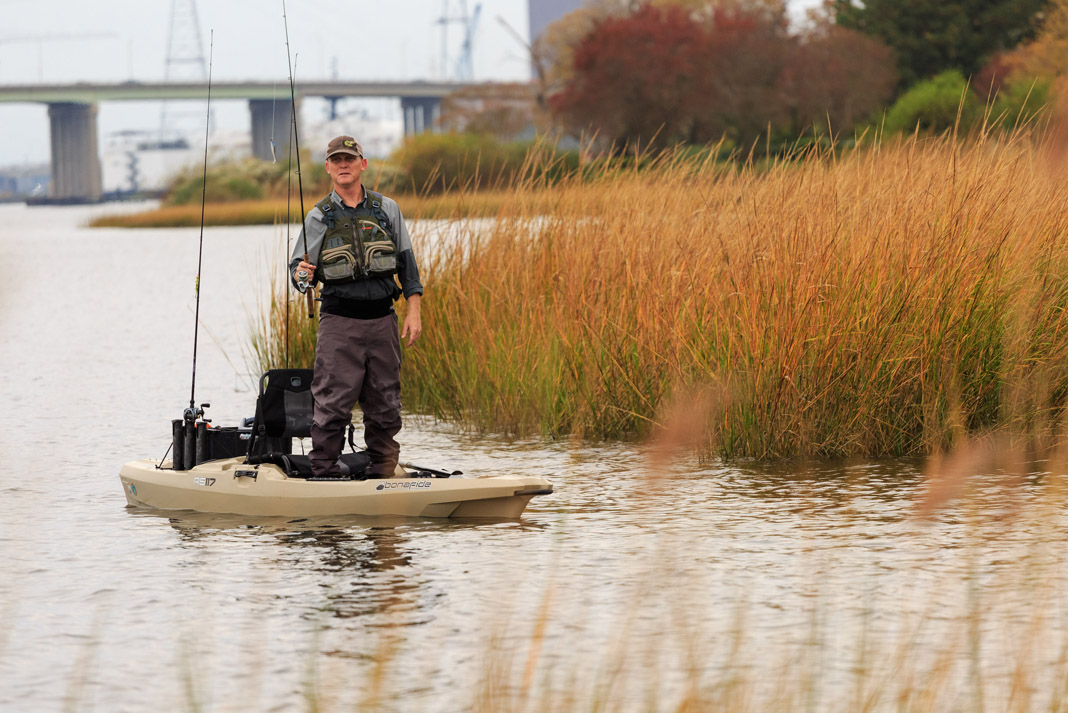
[436,0,481,81]
[159,0,208,147]
[457,2,481,81]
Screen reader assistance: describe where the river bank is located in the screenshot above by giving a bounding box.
[87,189,546,227]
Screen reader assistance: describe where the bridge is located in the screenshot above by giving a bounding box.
[0,80,479,202]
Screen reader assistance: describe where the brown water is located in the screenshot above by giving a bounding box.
[1,203,1066,712]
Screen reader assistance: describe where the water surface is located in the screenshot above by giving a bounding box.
[1,203,1065,712]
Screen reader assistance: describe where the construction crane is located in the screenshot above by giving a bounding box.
[435,0,481,81]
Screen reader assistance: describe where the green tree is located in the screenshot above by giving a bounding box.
[833,0,1049,89]
[882,69,982,134]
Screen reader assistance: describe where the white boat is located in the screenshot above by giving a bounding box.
[119,370,553,519]
[120,457,552,518]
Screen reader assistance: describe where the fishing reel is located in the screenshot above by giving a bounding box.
[183,403,211,424]
[296,269,310,293]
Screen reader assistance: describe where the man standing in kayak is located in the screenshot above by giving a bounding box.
[290,135,422,479]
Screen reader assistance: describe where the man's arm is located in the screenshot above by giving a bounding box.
[386,197,423,346]
[385,200,423,298]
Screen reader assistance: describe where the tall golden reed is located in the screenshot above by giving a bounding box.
[404,129,1068,459]
[255,128,1068,459]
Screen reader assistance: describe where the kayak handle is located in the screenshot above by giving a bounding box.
[400,462,463,478]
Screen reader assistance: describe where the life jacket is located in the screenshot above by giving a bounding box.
[315,190,397,284]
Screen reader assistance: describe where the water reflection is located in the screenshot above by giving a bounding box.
[728,457,926,502]
[151,510,544,629]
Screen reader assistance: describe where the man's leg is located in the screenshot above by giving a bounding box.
[359,312,403,477]
[309,313,366,477]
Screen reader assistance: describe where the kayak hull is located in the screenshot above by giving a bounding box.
[119,457,552,518]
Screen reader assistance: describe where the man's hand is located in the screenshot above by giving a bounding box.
[294,261,316,291]
[401,294,422,346]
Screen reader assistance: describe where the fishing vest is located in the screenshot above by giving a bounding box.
[315,190,398,284]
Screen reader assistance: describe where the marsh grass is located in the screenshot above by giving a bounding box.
[244,126,1068,459]
[399,127,1068,459]
[247,256,317,372]
[91,200,296,228]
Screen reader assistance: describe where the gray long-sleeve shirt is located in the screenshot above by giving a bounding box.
[288,187,422,301]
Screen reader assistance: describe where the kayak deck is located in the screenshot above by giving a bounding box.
[120,457,552,518]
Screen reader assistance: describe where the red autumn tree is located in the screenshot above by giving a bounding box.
[690,5,796,146]
[780,19,897,137]
[547,1,897,151]
[548,4,710,153]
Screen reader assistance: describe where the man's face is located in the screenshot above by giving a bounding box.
[325,152,367,187]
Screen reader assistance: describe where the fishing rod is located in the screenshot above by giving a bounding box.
[282,0,315,319]
[284,86,292,368]
[165,30,214,472]
[187,29,214,425]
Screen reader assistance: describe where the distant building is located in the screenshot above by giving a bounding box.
[100,131,202,196]
[529,0,585,43]
[0,164,50,201]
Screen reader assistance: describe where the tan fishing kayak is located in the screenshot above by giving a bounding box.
[120,457,553,518]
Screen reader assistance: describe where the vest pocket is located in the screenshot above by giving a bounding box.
[320,246,357,282]
[365,241,397,274]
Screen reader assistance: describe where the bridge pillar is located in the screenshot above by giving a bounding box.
[400,96,441,136]
[249,99,296,162]
[47,102,102,202]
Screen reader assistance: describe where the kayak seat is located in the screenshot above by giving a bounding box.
[253,369,314,439]
[244,369,312,473]
[244,369,371,479]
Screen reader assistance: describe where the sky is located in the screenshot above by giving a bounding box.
[0,0,535,167]
[0,0,820,168]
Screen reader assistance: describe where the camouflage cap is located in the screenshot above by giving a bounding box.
[326,135,363,159]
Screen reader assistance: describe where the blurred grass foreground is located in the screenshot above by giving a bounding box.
[254,126,1068,460]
